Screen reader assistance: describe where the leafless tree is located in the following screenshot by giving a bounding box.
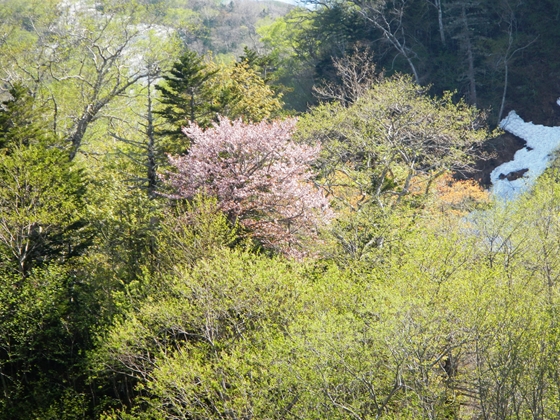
[110,67,161,198]
[313,46,380,105]
[351,0,421,83]
[448,0,481,106]
[494,0,538,123]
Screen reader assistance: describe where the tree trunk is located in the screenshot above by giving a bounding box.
[461,5,477,106]
[437,0,446,45]
[146,77,157,198]
[68,109,96,161]
[431,0,446,45]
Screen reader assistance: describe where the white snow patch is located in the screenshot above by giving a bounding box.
[491,111,560,200]
[557,98,560,107]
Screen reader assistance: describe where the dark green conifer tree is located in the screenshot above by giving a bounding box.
[238,46,276,84]
[155,50,219,143]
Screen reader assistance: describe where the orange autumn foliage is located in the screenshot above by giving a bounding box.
[432,173,489,215]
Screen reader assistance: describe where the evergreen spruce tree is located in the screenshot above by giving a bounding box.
[155,50,219,143]
[237,46,277,85]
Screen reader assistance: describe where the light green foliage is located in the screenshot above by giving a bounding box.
[0,0,59,90]
[0,0,179,160]
[298,73,492,264]
[3,1,560,418]
[258,9,318,68]
[0,144,88,277]
[157,194,238,269]
[206,61,284,122]
[94,182,560,419]
[297,74,491,209]
[95,249,309,418]
[285,210,560,419]
[319,202,416,266]
[435,171,560,419]
[257,9,318,111]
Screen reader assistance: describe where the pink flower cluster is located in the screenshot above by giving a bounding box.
[165,117,332,256]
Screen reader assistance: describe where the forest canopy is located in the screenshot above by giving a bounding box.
[1,0,560,419]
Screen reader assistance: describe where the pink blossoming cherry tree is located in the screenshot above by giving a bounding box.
[164,117,332,256]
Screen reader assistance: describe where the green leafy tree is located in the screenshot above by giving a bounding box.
[297,73,491,210]
[206,61,284,123]
[0,83,94,419]
[237,46,284,91]
[0,145,89,277]
[297,69,491,263]
[0,0,173,160]
[93,249,309,419]
[0,87,90,277]
[257,8,326,111]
